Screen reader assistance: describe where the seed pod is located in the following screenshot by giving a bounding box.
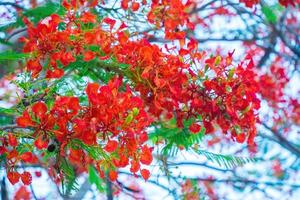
[47,144,56,152]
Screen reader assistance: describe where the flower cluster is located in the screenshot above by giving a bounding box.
[147,0,195,39]
[258,59,289,108]
[112,36,260,145]
[20,5,106,78]
[3,77,153,185]
[0,0,266,189]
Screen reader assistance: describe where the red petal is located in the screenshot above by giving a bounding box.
[80,12,97,23]
[7,171,20,185]
[102,17,116,30]
[108,170,118,181]
[104,140,118,153]
[16,110,35,127]
[86,83,100,104]
[140,169,150,181]
[131,2,140,11]
[130,160,140,173]
[8,133,18,147]
[32,102,47,119]
[21,171,32,185]
[140,146,153,165]
[26,60,42,77]
[83,51,96,62]
[121,0,129,10]
[189,123,201,134]
[34,136,48,150]
[20,152,33,163]
[236,133,246,143]
[35,171,42,177]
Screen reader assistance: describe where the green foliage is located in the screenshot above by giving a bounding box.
[262,4,280,24]
[71,139,110,161]
[194,149,260,168]
[150,118,205,157]
[0,107,15,116]
[0,38,13,46]
[0,2,65,32]
[60,158,79,196]
[16,142,33,154]
[150,118,259,168]
[88,165,105,192]
[0,51,30,60]
[23,2,66,24]
[0,108,14,125]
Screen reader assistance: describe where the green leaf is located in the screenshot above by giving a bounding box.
[60,158,79,195]
[0,51,30,60]
[88,165,105,192]
[132,107,139,116]
[0,107,15,115]
[150,118,205,157]
[125,113,134,124]
[0,38,13,46]
[23,2,66,23]
[262,6,277,24]
[195,149,261,169]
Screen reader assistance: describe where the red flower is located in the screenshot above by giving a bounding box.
[34,135,48,149]
[86,83,101,105]
[102,17,116,30]
[121,0,129,10]
[8,133,18,147]
[131,2,140,11]
[140,145,153,165]
[279,0,296,7]
[80,12,97,23]
[236,133,246,143]
[108,170,118,181]
[46,67,64,79]
[35,171,42,177]
[32,102,47,119]
[14,186,31,200]
[189,123,201,134]
[130,160,140,173]
[17,102,54,131]
[239,0,260,8]
[21,172,32,185]
[26,60,42,78]
[16,110,34,128]
[104,140,118,153]
[19,152,33,163]
[7,171,20,185]
[60,52,75,66]
[83,51,96,62]
[140,169,150,181]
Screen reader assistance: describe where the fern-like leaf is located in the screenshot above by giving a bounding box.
[194,149,260,169]
[60,158,79,196]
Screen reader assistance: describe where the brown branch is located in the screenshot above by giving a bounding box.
[65,179,91,200]
[118,171,178,199]
[256,32,277,68]
[192,177,300,188]
[0,124,22,131]
[167,161,233,173]
[262,123,300,158]
[0,2,25,10]
[6,28,27,41]
[105,174,113,200]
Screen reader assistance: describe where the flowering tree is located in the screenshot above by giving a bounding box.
[0,0,299,199]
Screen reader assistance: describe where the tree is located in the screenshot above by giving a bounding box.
[0,0,299,199]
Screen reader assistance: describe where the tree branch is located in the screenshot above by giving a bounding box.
[262,123,300,158]
[167,161,233,173]
[0,2,25,10]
